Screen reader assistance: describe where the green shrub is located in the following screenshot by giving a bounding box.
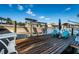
[0,25,4,29]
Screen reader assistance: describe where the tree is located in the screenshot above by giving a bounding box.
[63,23,70,28]
[17,22,25,26]
[63,23,69,26]
[6,18,13,24]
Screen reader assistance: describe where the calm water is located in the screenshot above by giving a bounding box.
[47,28,53,34]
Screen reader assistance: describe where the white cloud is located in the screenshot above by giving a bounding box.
[39,16,51,21]
[32,14,36,16]
[45,18,50,20]
[8,4,12,7]
[39,16,50,21]
[65,7,71,11]
[39,16,45,19]
[17,5,24,11]
[26,8,36,16]
[26,9,32,14]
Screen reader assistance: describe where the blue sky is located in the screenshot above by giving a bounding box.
[0,4,79,24]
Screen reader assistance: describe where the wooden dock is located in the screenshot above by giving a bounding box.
[16,35,75,54]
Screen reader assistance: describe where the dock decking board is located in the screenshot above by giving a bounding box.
[16,35,74,54]
[70,41,79,49]
[23,38,62,54]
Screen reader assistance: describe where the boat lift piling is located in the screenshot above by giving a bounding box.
[25,18,47,37]
[71,28,74,36]
[25,18,37,37]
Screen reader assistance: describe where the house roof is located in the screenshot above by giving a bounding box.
[25,18,37,22]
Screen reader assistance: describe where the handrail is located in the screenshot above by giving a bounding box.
[0,33,17,39]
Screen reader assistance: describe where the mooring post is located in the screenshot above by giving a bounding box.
[71,28,73,36]
[14,21,17,33]
[14,21,17,46]
[45,23,47,35]
[30,21,32,37]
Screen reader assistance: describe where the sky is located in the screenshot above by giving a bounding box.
[0,4,79,24]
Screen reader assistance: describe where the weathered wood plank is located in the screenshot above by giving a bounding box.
[70,41,79,49]
[53,37,73,54]
[16,35,74,54]
[24,38,61,54]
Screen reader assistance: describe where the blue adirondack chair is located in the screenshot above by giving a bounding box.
[51,28,59,38]
[62,29,69,39]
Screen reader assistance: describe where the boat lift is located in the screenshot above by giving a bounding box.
[68,20,79,53]
[68,20,79,35]
[68,20,79,41]
[25,18,47,36]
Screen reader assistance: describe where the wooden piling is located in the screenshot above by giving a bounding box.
[30,21,32,36]
[14,21,17,33]
[71,28,73,36]
[45,23,47,35]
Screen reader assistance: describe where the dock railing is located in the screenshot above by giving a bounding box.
[0,33,16,39]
